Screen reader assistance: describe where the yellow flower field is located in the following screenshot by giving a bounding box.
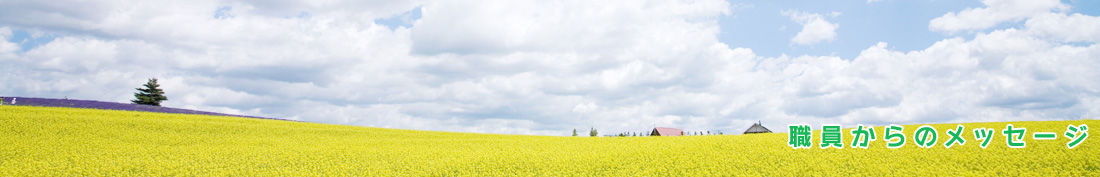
[1,106,1097,176]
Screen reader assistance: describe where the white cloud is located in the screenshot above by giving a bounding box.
[929,0,1067,33]
[2,0,1099,136]
[1025,13,1100,43]
[411,0,729,55]
[0,0,737,135]
[0,27,18,57]
[572,102,600,113]
[781,9,839,46]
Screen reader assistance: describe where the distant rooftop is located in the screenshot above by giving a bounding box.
[651,127,684,136]
[743,122,772,134]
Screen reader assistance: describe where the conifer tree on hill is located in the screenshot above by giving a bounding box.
[132,78,168,106]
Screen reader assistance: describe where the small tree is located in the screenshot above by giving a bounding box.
[132,78,168,106]
[572,129,578,136]
[590,128,598,137]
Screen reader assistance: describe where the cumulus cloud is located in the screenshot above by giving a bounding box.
[929,0,1067,33]
[0,27,18,56]
[2,0,1099,136]
[410,0,729,55]
[1025,13,1100,43]
[781,9,839,46]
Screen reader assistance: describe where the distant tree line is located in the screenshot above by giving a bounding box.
[572,129,724,137]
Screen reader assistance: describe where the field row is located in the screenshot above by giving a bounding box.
[1,106,1097,176]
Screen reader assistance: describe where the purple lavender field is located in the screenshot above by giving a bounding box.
[0,96,286,121]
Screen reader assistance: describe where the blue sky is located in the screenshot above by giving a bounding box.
[718,0,1099,59]
[1,0,1099,135]
[720,0,976,59]
[9,0,1099,56]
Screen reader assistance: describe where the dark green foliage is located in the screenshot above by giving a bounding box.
[132,78,168,106]
[589,128,598,137]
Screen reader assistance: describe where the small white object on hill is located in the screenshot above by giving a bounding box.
[11,97,15,105]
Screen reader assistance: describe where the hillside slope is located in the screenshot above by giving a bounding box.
[0,97,280,120]
[1,106,1097,176]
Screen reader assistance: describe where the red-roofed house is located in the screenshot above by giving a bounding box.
[650,127,684,136]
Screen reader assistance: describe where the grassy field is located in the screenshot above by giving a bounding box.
[1,106,1097,176]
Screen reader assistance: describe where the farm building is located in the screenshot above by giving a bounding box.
[743,122,772,134]
[650,127,684,136]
